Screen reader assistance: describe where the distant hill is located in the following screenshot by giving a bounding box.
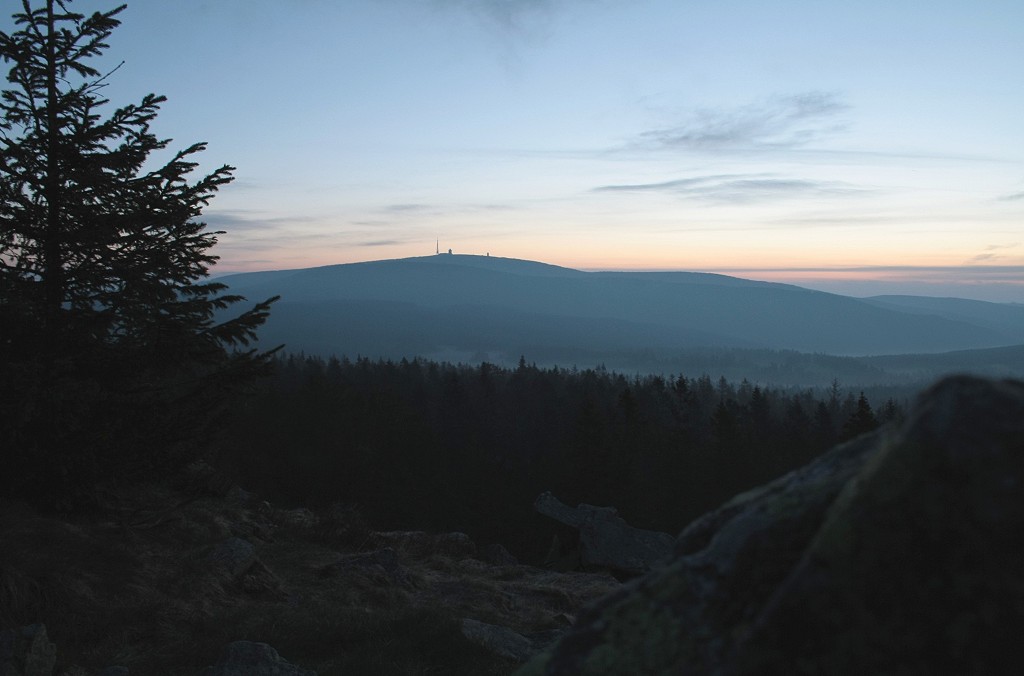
[863,295,1024,337]
[220,254,1024,377]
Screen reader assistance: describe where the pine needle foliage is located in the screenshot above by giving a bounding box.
[0,0,278,509]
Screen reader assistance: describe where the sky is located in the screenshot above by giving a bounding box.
[4,0,1024,301]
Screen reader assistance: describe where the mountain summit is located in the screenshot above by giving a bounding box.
[220,255,1024,362]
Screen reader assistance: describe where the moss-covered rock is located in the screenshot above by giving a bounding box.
[519,376,1024,675]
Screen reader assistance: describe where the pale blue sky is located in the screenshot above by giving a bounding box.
[4,0,1023,300]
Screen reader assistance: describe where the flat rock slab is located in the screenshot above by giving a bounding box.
[534,493,674,575]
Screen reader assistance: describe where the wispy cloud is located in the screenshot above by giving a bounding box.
[635,92,850,152]
[999,191,1024,201]
[593,174,741,192]
[214,224,423,267]
[966,242,1020,264]
[593,173,866,203]
[358,239,404,247]
[374,202,521,220]
[203,210,321,233]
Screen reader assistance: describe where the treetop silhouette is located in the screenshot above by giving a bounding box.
[0,0,278,508]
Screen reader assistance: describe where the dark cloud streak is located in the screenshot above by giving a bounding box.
[593,173,867,203]
[358,239,404,247]
[430,0,615,34]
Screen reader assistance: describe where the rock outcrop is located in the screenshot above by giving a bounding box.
[0,494,619,675]
[518,376,1024,675]
[534,493,674,576]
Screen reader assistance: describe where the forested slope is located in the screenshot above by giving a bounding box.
[221,355,900,561]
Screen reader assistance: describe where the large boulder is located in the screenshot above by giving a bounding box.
[534,493,674,576]
[518,376,1024,675]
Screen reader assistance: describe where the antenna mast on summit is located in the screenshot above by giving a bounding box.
[436,239,439,255]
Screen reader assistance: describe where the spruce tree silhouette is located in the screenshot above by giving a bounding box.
[0,0,278,509]
[842,392,879,441]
